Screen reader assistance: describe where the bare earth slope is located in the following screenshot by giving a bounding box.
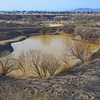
[0,50,100,100]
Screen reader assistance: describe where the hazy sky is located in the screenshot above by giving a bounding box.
[0,0,100,11]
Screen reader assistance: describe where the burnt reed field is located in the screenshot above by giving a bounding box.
[0,12,100,99]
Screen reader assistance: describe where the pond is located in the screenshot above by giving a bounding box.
[10,34,99,77]
[11,34,73,57]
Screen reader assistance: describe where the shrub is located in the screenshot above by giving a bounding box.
[45,54,60,76]
[0,50,10,58]
[26,50,44,78]
[0,55,17,76]
[64,41,92,64]
[18,50,61,77]
[17,51,27,77]
[57,50,72,75]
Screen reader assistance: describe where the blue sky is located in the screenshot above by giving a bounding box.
[0,0,100,11]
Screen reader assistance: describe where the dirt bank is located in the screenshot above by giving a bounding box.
[0,36,27,45]
[0,49,100,99]
[0,36,27,54]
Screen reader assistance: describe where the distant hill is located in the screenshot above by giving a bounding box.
[74,8,100,11]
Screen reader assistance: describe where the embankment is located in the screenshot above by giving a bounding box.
[0,49,100,99]
[0,36,27,54]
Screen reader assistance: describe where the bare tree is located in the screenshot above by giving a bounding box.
[22,15,28,22]
[25,50,61,77]
[46,54,60,76]
[66,41,92,64]
[41,53,48,77]
[18,50,48,77]
[40,25,47,35]
[10,12,18,21]
[0,56,17,76]
[57,51,71,75]
[61,52,69,66]
[28,15,37,24]
[26,50,43,78]
[17,51,27,77]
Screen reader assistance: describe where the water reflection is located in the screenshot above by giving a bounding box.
[61,35,72,45]
[11,35,99,58]
[40,35,51,46]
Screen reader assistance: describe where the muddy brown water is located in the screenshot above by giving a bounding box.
[10,34,99,77]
